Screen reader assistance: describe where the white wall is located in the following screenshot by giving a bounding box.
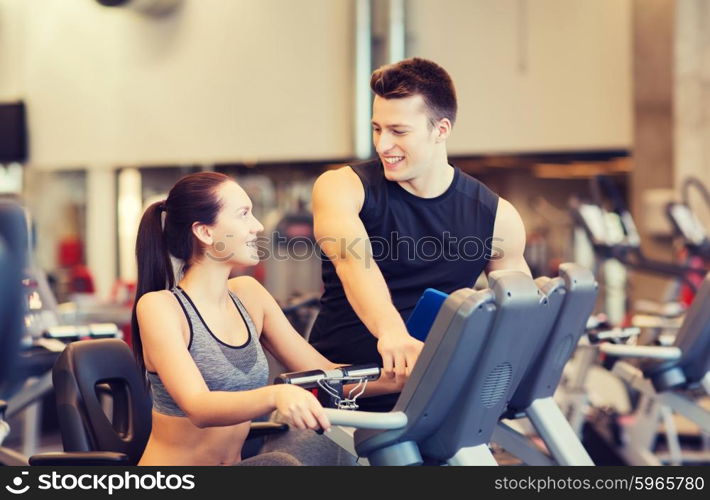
[6,0,635,166]
[408,0,633,154]
[0,0,26,100]
[675,0,710,229]
[20,0,355,168]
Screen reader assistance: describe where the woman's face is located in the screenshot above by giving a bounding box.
[204,181,264,266]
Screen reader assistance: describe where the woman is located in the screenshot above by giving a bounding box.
[132,172,400,466]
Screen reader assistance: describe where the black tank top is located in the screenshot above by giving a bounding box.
[309,159,499,411]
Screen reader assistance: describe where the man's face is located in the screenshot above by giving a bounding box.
[372,94,442,182]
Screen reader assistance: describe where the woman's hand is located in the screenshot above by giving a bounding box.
[272,385,331,432]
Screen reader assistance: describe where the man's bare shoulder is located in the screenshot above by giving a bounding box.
[315,166,361,190]
[313,166,364,210]
[496,197,517,219]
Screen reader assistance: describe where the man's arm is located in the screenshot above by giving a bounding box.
[487,198,532,276]
[312,167,423,379]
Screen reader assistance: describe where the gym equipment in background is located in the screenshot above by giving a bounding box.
[571,175,705,324]
[598,273,710,465]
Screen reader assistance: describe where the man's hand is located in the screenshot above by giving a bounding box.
[376,331,424,380]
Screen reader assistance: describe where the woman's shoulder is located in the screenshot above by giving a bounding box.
[135,289,189,343]
[136,289,182,318]
[137,289,175,305]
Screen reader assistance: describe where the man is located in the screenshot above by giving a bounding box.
[309,58,530,411]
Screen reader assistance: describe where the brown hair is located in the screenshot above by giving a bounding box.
[370,57,457,126]
[130,171,230,378]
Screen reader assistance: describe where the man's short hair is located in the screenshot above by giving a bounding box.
[370,57,457,126]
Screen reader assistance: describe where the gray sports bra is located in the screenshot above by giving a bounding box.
[147,286,269,417]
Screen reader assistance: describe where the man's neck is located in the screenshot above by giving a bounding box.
[397,160,455,198]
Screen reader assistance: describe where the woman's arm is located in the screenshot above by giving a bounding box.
[232,278,406,397]
[136,291,329,430]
